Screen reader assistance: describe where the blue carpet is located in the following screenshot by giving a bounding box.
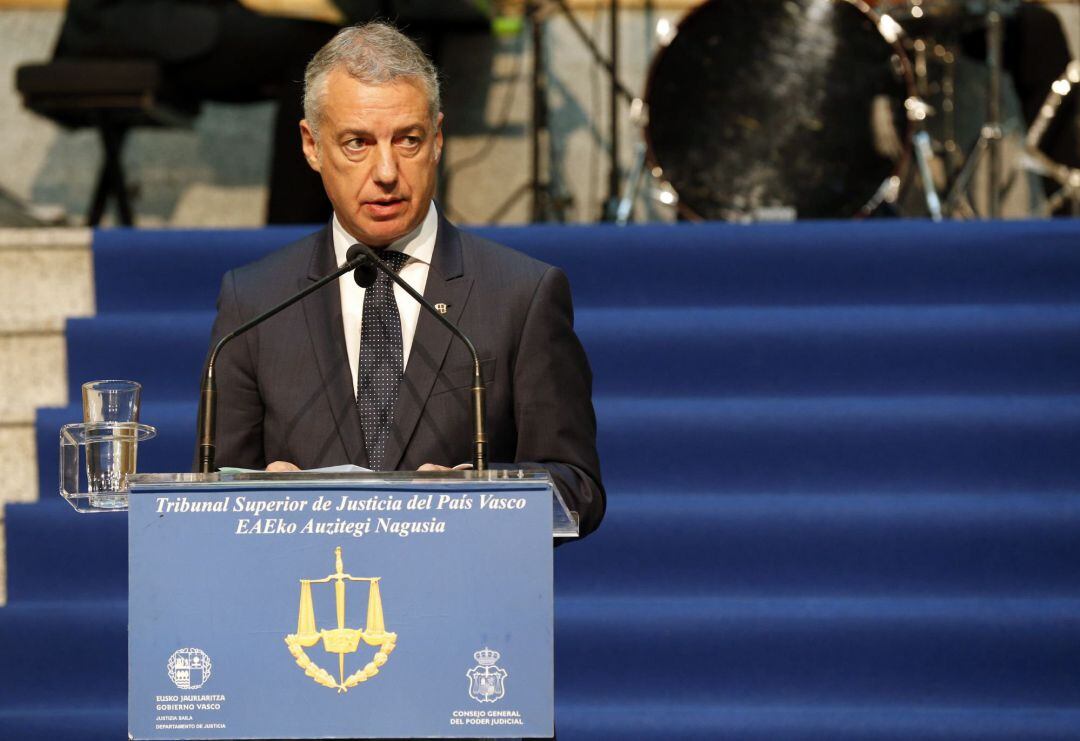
[4,219,1080,739]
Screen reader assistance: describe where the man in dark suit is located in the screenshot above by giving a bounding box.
[205,22,605,537]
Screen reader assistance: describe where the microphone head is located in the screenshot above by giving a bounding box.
[346,244,378,288]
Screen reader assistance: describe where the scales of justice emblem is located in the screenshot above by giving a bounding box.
[283,547,398,692]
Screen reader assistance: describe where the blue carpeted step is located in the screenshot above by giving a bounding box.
[93,227,311,313]
[553,491,1080,598]
[580,304,1080,396]
[65,313,215,402]
[0,600,126,706]
[5,500,127,601]
[92,222,1080,312]
[553,701,1080,740]
[553,596,1080,706]
[64,303,1080,401]
[0,707,125,741]
[596,395,1080,491]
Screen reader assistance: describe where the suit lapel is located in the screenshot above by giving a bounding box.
[301,227,369,468]
[384,217,474,470]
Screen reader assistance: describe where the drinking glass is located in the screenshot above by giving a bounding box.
[82,380,141,509]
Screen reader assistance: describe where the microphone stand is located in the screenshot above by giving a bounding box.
[197,254,370,474]
[349,243,488,473]
[199,243,490,475]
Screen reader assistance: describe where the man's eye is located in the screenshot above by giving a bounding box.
[399,136,422,148]
[344,138,370,151]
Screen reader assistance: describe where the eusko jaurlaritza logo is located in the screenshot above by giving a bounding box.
[167,648,212,690]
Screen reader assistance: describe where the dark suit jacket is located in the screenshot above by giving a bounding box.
[205,216,605,538]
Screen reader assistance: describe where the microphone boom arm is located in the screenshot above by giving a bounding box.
[350,243,488,473]
[197,255,369,474]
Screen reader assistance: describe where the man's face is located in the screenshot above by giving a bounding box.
[301,69,442,247]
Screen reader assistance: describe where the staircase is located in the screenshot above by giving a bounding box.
[0,228,93,605]
[2,220,1079,739]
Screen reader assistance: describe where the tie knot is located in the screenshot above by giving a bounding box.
[379,250,409,274]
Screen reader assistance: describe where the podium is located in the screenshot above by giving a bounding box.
[125,470,577,740]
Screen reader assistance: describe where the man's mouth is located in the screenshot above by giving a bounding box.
[364,198,407,218]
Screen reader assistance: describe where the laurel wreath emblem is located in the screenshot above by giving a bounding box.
[284,632,397,692]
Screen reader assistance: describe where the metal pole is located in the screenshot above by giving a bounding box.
[606,0,620,220]
[986,0,1004,218]
[529,1,546,222]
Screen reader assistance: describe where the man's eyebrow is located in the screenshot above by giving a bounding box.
[337,125,428,138]
[395,124,428,136]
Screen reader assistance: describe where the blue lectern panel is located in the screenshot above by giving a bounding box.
[128,481,553,739]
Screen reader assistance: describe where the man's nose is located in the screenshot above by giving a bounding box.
[372,143,398,186]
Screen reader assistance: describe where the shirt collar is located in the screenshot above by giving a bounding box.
[332,202,438,268]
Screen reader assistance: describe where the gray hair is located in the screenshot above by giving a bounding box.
[303,22,441,139]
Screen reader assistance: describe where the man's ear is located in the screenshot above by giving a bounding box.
[433,112,444,163]
[300,120,322,172]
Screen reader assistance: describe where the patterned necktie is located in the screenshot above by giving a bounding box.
[357,249,409,470]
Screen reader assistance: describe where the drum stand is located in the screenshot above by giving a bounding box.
[486,0,566,224]
[545,0,639,221]
[905,34,964,221]
[615,142,647,225]
[914,132,945,221]
[492,0,638,223]
[942,0,1009,218]
[1020,60,1080,216]
[615,100,679,226]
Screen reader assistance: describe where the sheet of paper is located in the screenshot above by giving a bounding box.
[218,464,373,474]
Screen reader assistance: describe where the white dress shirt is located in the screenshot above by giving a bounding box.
[332,203,437,399]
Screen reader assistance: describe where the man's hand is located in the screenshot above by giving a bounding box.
[267,460,301,472]
[418,463,473,472]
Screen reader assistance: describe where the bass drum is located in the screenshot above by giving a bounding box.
[645,0,916,220]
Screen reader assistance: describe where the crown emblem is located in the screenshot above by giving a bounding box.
[474,648,500,666]
[467,647,507,702]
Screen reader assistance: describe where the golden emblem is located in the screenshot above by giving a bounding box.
[283,546,398,692]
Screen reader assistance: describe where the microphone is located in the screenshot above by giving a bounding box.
[197,250,372,473]
[347,242,488,473]
[347,244,378,288]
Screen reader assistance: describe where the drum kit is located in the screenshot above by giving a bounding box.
[614,0,1079,221]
